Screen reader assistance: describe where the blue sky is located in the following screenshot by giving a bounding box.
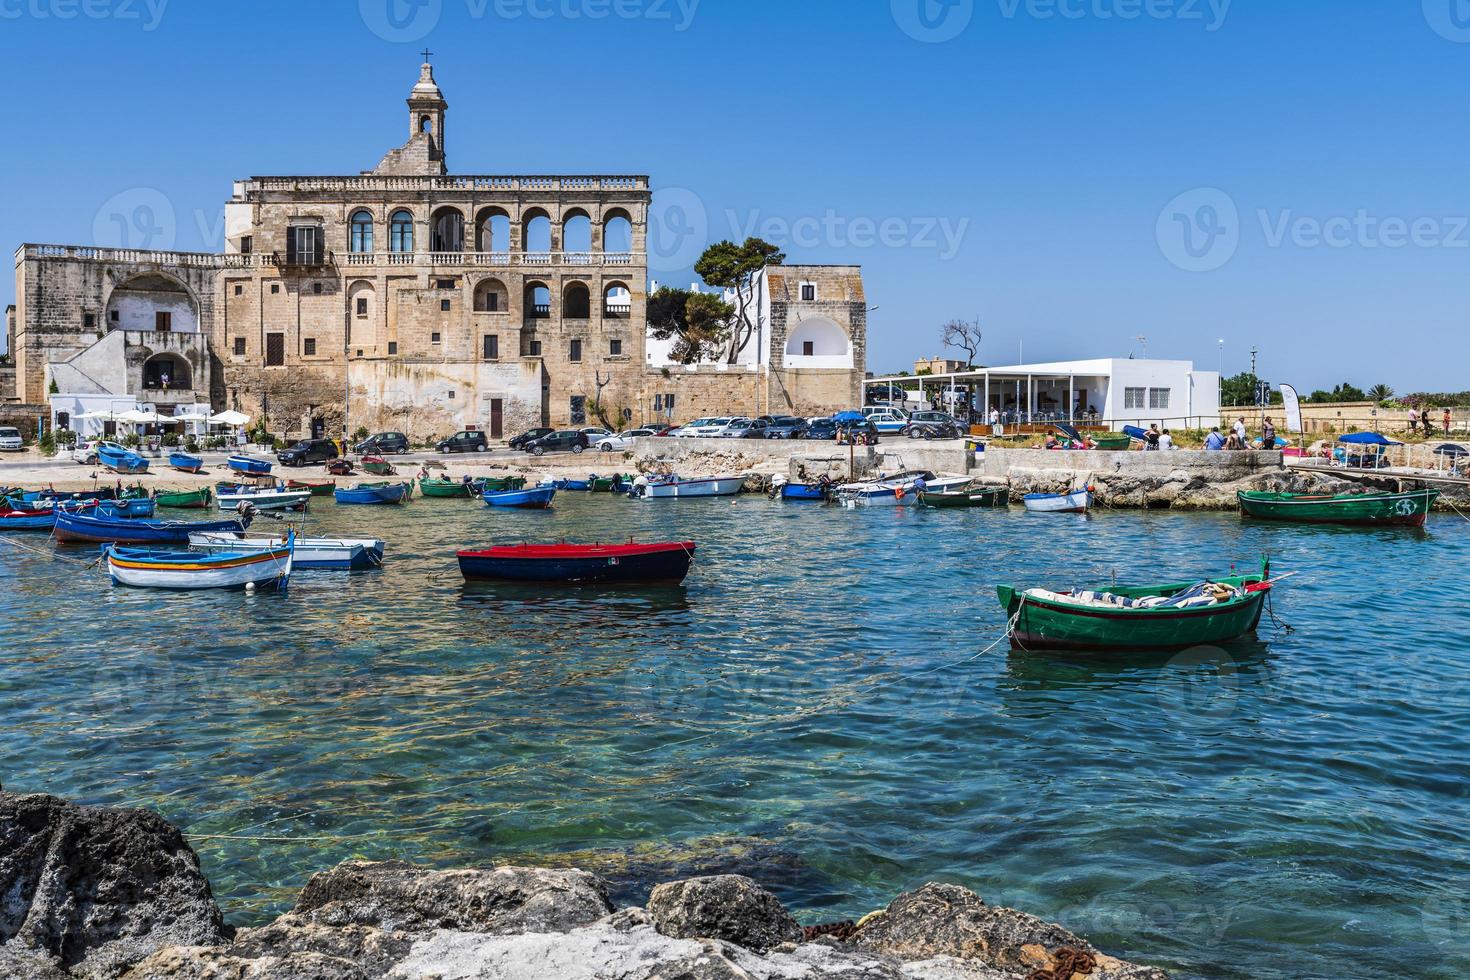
[2,0,1467,392]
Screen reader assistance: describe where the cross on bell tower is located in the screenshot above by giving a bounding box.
[407,54,448,171]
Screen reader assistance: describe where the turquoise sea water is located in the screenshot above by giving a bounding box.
[2,493,1468,979]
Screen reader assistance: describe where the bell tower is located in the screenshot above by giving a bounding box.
[407,52,447,170]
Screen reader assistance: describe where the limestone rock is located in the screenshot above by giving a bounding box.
[646,874,803,953]
[0,944,70,980]
[0,792,226,979]
[120,944,372,980]
[293,861,613,935]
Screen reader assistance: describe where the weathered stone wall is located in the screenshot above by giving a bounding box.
[765,265,865,414]
[347,359,544,442]
[636,368,766,425]
[0,365,15,402]
[979,447,1284,482]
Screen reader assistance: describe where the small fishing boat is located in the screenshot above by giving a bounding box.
[1092,434,1133,451]
[107,530,294,590]
[97,497,157,518]
[285,479,337,496]
[216,484,311,512]
[779,482,833,501]
[1237,488,1440,527]
[190,531,384,570]
[361,455,397,476]
[154,487,213,509]
[1023,487,1093,514]
[228,454,273,476]
[920,485,1009,509]
[169,451,205,474]
[628,474,746,500]
[832,471,971,507]
[418,476,474,498]
[474,476,526,493]
[54,509,250,545]
[588,474,630,493]
[0,506,69,530]
[549,478,592,491]
[325,458,355,476]
[334,481,412,505]
[457,541,695,584]
[482,485,556,509]
[97,443,149,474]
[998,562,1275,652]
[14,484,140,504]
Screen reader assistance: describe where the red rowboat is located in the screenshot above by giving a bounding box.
[457,541,696,584]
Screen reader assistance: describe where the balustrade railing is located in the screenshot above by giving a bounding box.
[22,244,641,271]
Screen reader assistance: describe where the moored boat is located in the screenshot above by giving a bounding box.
[418,476,474,498]
[1091,434,1133,451]
[154,487,213,509]
[482,485,556,509]
[1023,488,1093,514]
[457,541,695,584]
[190,531,384,570]
[998,562,1275,651]
[228,454,273,476]
[216,484,311,512]
[97,497,157,518]
[97,444,149,474]
[107,530,294,590]
[920,485,1008,508]
[169,451,205,474]
[1237,488,1439,527]
[361,455,397,476]
[0,506,70,530]
[54,509,250,545]
[778,481,833,501]
[832,471,970,507]
[628,474,745,500]
[334,481,412,505]
[473,475,527,493]
[285,479,337,496]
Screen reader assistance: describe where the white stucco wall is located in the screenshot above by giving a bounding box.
[106,289,199,333]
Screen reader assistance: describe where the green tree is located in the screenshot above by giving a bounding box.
[1220,372,1262,407]
[1367,383,1394,404]
[647,287,735,364]
[694,238,785,363]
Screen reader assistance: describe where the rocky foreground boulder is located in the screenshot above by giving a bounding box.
[0,792,1175,979]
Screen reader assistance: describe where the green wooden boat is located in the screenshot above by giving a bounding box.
[919,485,1008,508]
[998,563,1272,651]
[1237,488,1438,527]
[286,479,336,496]
[153,487,212,509]
[589,474,634,492]
[361,457,397,476]
[418,477,474,498]
[477,476,526,493]
[1092,434,1133,451]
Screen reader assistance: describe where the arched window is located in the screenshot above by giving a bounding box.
[431,207,464,253]
[475,208,510,252]
[604,210,633,253]
[603,282,631,318]
[524,281,551,318]
[563,282,591,319]
[350,211,374,253]
[563,211,592,256]
[420,115,433,134]
[390,210,414,253]
[523,210,552,254]
[473,277,508,313]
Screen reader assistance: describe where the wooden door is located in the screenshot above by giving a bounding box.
[490,399,503,439]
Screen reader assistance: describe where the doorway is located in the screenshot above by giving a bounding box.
[490,399,503,439]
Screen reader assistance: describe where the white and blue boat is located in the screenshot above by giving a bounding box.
[483,485,556,509]
[107,530,294,590]
[228,454,273,476]
[54,509,250,545]
[189,531,384,570]
[833,471,970,507]
[97,442,149,474]
[216,483,311,512]
[334,481,412,505]
[1022,487,1093,514]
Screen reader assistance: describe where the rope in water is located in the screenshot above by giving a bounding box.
[0,532,104,568]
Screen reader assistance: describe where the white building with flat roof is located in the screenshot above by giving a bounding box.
[866,358,1220,430]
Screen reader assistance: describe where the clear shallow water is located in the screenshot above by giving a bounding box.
[2,494,1468,979]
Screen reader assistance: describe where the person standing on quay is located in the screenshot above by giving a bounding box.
[1233,416,1248,444]
[1444,407,1453,436]
[1408,407,1419,435]
[1262,417,1277,447]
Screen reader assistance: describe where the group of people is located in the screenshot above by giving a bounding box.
[1204,416,1273,451]
[1408,407,1453,437]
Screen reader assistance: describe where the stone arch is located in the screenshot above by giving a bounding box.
[602,281,631,318]
[603,209,632,253]
[431,206,464,253]
[524,280,552,318]
[563,281,591,319]
[104,271,201,333]
[522,208,553,253]
[142,351,192,391]
[474,276,509,313]
[785,316,851,363]
[349,209,375,253]
[562,209,592,254]
[390,209,415,253]
[475,207,510,252]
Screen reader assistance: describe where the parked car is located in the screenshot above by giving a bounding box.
[509,428,554,451]
[837,420,881,445]
[804,418,839,440]
[526,429,589,455]
[697,417,741,437]
[904,420,961,440]
[72,439,100,464]
[907,410,965,427]
[0,427,24,451]
[863,406,911,421]
[719,418,769,439]
[354,431,409,455]
[276,438,340,466]
[596,428,657,451]
[437,430,489,454]
[639,423,677,436]
[577,427,615,446]
[764,416,810,439]
[865,411,911,434]
[670,418,718,437]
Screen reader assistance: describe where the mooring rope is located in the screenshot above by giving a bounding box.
[0,533,103,567]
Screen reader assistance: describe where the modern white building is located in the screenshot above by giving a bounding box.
[865,358,1221,430]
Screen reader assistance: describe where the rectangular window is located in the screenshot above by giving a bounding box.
[653,394,663,412]
[313,282,322,295]
[233,337,246,355]
[110,309,119,322]
[665,393,675,411]
[304,338,316,356]
[1149,387,1170,410]
[286,225,321,265]
[84,313,96,329]
[485,292,499,311]
[271,283,280,294]
[1124,387,1146,411]
[239,235,252,254]
[608,338,622,356]
[388,341,398,356]
[436,279,454,290]
[440,299,451,312]
[529,340,542,356]
[800,283,816,301]
[154,311,172,331]
[483,334,498,359]
[570,395,587,425]
[356,297,368,316]
[802,341,814,356]
[431,332,441,344]
[265,333,285,366]
[234,284,243,296]
[569,339,582,362]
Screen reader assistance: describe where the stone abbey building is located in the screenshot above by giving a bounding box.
[8,62,865,440]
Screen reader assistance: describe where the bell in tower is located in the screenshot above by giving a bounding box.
[374,54,448,176]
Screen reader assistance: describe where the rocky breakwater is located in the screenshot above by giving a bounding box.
[1,792,1179,979]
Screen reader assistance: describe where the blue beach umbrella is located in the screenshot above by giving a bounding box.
[1337,431,1402,446]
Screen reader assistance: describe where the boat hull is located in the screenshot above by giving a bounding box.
[98,448,149,474]
[1237,489,1438,527]
[334,482,412,505]
[155,487,212,509]
[108,543,293,590]
[921,487,1008,508]
[217,488,312,511]
[482,486,556,509]
[55,510,248,545]
[458,542,694,584]
[0,510,58,530]
[227,455,273,476]
[636,476,744,499]
[779,483,831,501]
[286,480,337,496]
[1023,490,1093,514]
[97,498,157,518]
[418,478,474,498]
[169,452,205,474]
[190,532,383,570]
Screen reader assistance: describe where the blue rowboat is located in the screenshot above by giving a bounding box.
[1023,488,1093,514]
[53,509,250,545]
[779,482,830,501]
[228,454,273,476]
[97,497,157,518]
[107,530,294,591]
[0,507,60,530]
[457,541,695,584]
[169,451,205,474]
[549,478,591,491]
[483,486,556,509]
[97,444,149,474]
[333,481,412,505]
